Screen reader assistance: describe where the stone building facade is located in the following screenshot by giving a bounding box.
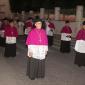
[0,0,11,18]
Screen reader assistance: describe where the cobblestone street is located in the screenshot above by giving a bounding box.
[0,37,85,85]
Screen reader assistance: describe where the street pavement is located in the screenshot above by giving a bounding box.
[0,36,85,85]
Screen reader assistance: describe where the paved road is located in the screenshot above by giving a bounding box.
[0,36,85,85]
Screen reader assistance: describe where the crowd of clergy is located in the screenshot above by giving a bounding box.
[0,15,85,80]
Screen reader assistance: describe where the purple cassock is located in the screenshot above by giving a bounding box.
[26,28,48,60]
[60,25,72,53]
[75,29,85,53]
[61,26,72,41]
[4,25,18,44]
[74,28,85,67]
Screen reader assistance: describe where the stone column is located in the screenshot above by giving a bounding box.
[29,10,34,18]
[54,7,60,20]
[76,5,83,34]
[54,7,60,34]
[0,0,11,17]
[4,0,11,16]
[40,8,45,19]
[21,11,25,21]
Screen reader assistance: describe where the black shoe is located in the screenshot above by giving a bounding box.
[78,65,81,67]
[30,78,35,80]
[29,77,35,80]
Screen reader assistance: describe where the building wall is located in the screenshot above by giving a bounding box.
[0,0,11,18]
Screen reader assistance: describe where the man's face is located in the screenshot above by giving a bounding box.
[83,25,85,29]
[35,21,42,29]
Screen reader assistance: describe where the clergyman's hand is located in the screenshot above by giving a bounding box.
[28,52,33,58]
[45,51,47,56]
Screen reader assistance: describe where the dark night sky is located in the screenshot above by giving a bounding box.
[9,0,85,12]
